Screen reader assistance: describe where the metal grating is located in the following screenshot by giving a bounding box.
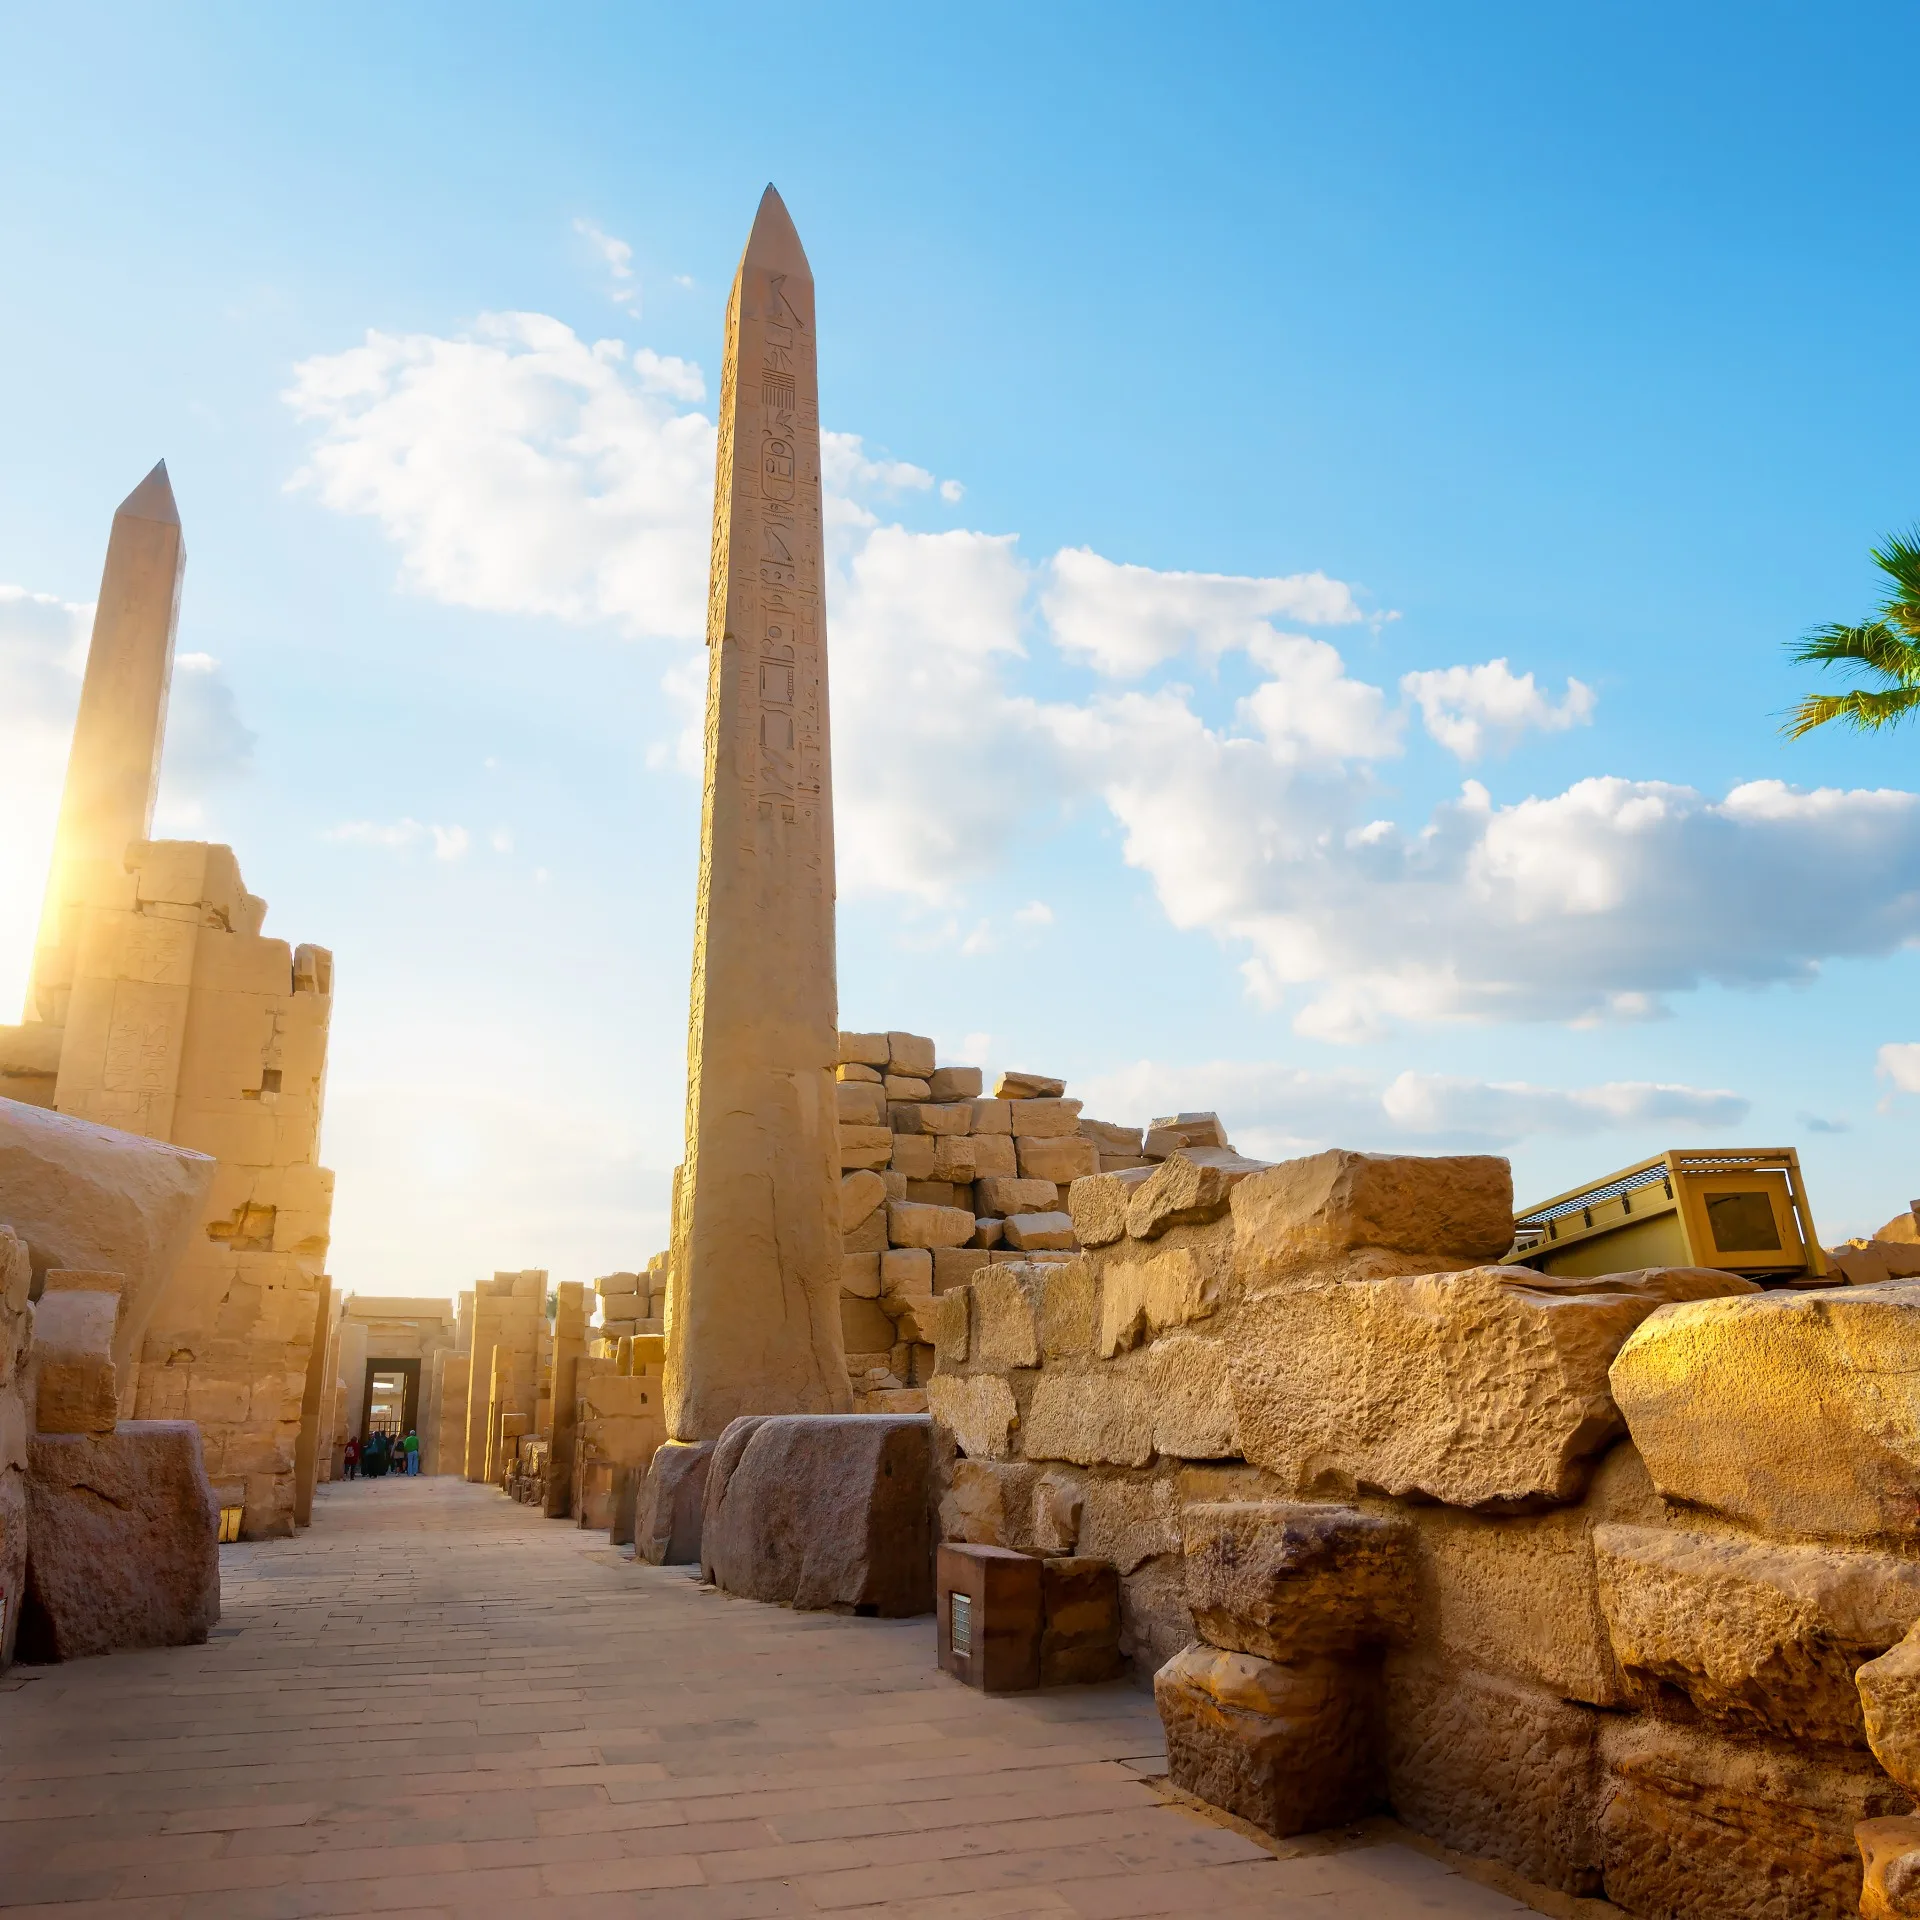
[1516,1162,1673,1230]
[950,1591,973,1656]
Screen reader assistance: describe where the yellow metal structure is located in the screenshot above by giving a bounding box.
[1506,1149,1826,1283]
[217,1506,244,1544]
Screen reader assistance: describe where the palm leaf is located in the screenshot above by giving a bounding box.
[1870,527,1920,622]
[1787,619,1920,683]
[1782,684,1920,739]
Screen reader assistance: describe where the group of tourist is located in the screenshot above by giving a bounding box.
[341,1430,420,1479]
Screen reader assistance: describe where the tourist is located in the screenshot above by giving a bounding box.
[404,1430,420,1475]
[366,1431,387,1478]
[343,1435,359,1479]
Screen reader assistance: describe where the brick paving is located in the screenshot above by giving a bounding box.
[0,1476,1532,1917]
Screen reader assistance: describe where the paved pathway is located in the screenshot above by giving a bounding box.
[0,1476,1535,1917]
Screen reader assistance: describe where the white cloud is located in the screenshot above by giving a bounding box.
[632,347,703,402]
[1042,546,1371,678]
[940,479,965,504]
[1878,1043,1920,1094]
[1014,901,1054,926]
[322,818,470,859]
[821,431,939,497]
[575,217,641,314]
[1403,658,1596,760]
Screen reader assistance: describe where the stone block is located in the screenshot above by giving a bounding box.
[973,1263,1042,1369]
[996,1072,1065,1099]
[839,1031,891,1067]
[1385,1660,1602,1895]
[1231,1149,1515,1275]
[1143,1111,1230,1156]
[938,1455,1039,1547]
[1016,1135,1097,1183]
[1097,1245,1216,1356]
[928,1289,969,1368]
[1599,1717,1900,1920]
[880,1247,933,1298]
[1597,1524,1920,1745]
[838,1124,892,1172]
[1041,1555,1123,1684]
[928,1066,984,1101]
[887,1032,936,1077]
[1859,1620,1920,1791]
[884,1074,931,1099]
[1859,1817,1920,1919]
[938,1541,1041,1690]
[842,1295,897,1358]
[1229,1266,1750,1512]
[928,1372,1018,1458]
[889,1135,936,1180]
[635,1438,712,1564]
[971,1217,1005,1248]
[1184,1501,1414,1661]
[19,1422,219,1660]
[841,1253,881,1299]
[835,1080,886,1126]
[1128,1149,1268,1241]
[905,1179,963,1208]
[929,1135,978,1183]
[887,1202,974,1251]
[1024,1368,1154,1468]
[702,1413,933,1615]
[1038,1254,1097,1359]
[978,1175,1057,1217]
[1069,1167,1154,1248]
[971,1098,1013,1135]
[843,1209,887,1255]
[1078,1470,1178,1573]
[890,1101,974,1137]
[839,1170,887,1233]
[34,1354,119,1435]
[1003,1211,1075,1252]
[1612,1279,1920,1540]
[1006,1097,1083,1139]
[1155,1644,1380,1839]
[969,1134,1017,1180]
[932,1247,990,1295]
[837,1061,882,1084]
[1080,1118,1144,1156]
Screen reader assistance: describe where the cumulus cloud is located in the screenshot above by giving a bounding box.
[159,648,256,803]
[575,217,641,314]
[1403,658,1596,760]
[1878,1043,1920,1094]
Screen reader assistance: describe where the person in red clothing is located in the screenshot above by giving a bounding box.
[343,1435,360,1479]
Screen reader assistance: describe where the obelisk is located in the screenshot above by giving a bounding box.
[666,185,850,1440]
[26,461,184,1026]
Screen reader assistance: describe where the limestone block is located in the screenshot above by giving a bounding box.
[884,1074,931,1099]
[939,1454,1038,1546]
[1024,1368,1154,1467]
[701,1412,933,1615]
[1155,1644,1379,1839]
[1041,1556,1124,1684]
[977,1176,1056,1217]
[1038,1255,1097,1358]
[1597,1525,1920,1744]
[932,1247,989,1295]
[906,1180,963,1208]
[20,1421,219,1660]
[1859,1620,1920,1791]
[1184,1502,1414,1660]
[0,1099,216,1375]
[841,1295,896,1354]
[971,1217,1004,1248]
[34,1354,119,1435]
[1016,1135,1097,1184]
[1598,1717,1900,1920]
[1069,1167,1154,1248]
[31,1288,118,1355]
[1079,1470,1179,1574]
[837,1062,882,1084]
[841,1254,881,1299]
[1829,1240,1920,1286]
[1151,1333,1237,1458]
[1128,1149,1269,1242]
[889,1135,935,1180]
[843,1210,887,1255]
[1033,1466,1087,1553]
[1097,1245,1216,1357]
[1229,1266,1750,1512]
[635,1437,713,1564]
[996,1072,1065,1099]
[1385,1660,1602,1896]
[890,1101,973,1137]
[971,1098,1013,1136]
[973,1264,1042,1369]
[968,1134,1017,1181]
[886,1202,974,1253]
[835,1080,886,1127]
[887,1031,936,1077]
[1080,1118,1144,1157]
[839,1032,890,1067]
[1144,1111,1229,1156]
[1612,1280,1920,1541]
[928,1067,984,1101]
[1231,1150,1515,1277]
[929,1135,978,1182]
[1859,1817,1920,1919]
[929,1289,969,1369]
[1006,1097,1083,1139]
[838,1124,892,1172]
[880,1246,933,1294]
[1003,1211,1075,1252]
[928,1372,1018,1458]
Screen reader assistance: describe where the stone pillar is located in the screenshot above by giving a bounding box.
[431,1350,469,1477]
[464,1279,507,1479]
[338,1317,369,1444]
[292,1277,331,1525]
[668,185,849,1442]
[545,1281,586,1518]
[27,463,183,1028]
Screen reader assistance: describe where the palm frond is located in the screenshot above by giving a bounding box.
[1871,526,1920,610]
[1781,684,1920,739]
[1787,619,1920,683]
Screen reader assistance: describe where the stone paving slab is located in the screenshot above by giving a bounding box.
[0,1476,1535,1917]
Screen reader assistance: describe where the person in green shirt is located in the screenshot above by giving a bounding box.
[403,1430,420,1475]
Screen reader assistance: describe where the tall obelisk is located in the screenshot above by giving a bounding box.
[26,462,184,1026]
[666,185,850,1440]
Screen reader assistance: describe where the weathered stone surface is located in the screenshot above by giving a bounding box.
[1041,1556,1124,1684]
[1596,1524,1920,1744]
[1144,1112,1229,1156]
[1229,1266,1750,1511]
[1037,1255,1096,1359]
[1024,1368,1153,1468]
[977,1176,1057,1218]
[1859,1620,1920,1792]
[20,1421,218,1660]
[1385,1660,1602,1896]
[0,1228,31,1667]
[1123,1553,1194,1673]
[1079,1470,1179,1574]
[1016,1135,1098,1184]
[839,1170,887,1234]
[1155,1644,1379,1839]
[1184,1501,1413,1661]
[1598,1717,1901,1920]
[1148,1333,1238,1459]
[634,1437,713,1565]
[31,1286,120,1434]
[1125,1150,1266,1242]
[973,1264,1042,1370]
[886,1201,975,1251]
[890,1100,972,1137]
[839,1124,892,1171]
[1006,1096,1081,1137]
[1002,1211,1075,1252]
[1859,1816,1920,1918]
[1829,1240,1920,1286]
[0,1098,215,1377]
[1231,1149,1514,1278]
[996,1072,1065,1100]
[928,1289,969,1369]
[701,1413,932,1616]
[838,1032,889,1067]
[928,1372,1018,1459]
[938,1455,1039,1547]
[1079,1118,1144,1157]
[1613,1280,1920,1540]
[928,1066,983,1102]
[887,1031,936,1078]
[1097,1245,1216,1356]
[835,1079,886,1126]
[933,1246,990,1294]
[1068,1168,1153,1249]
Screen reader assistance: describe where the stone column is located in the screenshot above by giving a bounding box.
[292,1277,331,1525]
[27,463,184,1027]
[545,1281,586,1517]
[667,185,849,1442]
[464,1278,507,1479]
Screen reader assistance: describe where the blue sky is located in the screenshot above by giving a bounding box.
[4,3,1919,1291]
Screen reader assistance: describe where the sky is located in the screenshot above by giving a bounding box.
[4,2,1920,1294]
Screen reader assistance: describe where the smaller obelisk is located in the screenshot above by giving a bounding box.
[26,462,184,1027]
[665,186,849,1441]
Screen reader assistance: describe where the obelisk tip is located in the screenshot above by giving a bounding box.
[116,460,179,528]
[742,183,810,278]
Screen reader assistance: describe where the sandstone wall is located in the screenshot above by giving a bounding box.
[929,1146,1920,1918]
[0,1228,30,1668]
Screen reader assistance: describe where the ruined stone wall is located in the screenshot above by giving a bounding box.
[928,1146,1920,1919]
[0,1227,30,1668]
